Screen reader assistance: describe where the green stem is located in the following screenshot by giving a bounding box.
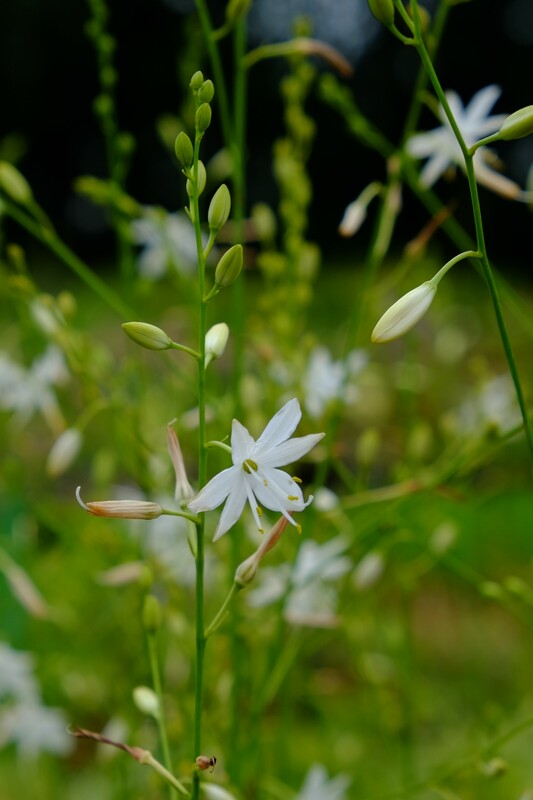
[204,582,241,638]
[147,633,175,799]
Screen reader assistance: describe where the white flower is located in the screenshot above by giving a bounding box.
[304,347,367,418]
[295,764,350,800]
[407,85,525,199]
[0,703,73,758]
[188,399,324,541]
[132,209,201,279]
[0,345,69,428]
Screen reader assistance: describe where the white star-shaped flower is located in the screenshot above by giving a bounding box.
[407,85,525,200]
[188,399,324,541]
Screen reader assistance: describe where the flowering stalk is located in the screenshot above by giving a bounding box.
[409,0,533,462]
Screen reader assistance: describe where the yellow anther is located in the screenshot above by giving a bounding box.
[296,523,302,535]
[243,459,258,474]
[287,495,299,501]
[292,475,302,483]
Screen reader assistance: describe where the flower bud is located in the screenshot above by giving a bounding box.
[208,184,231,232]
[175,131,194,167]
[167,424,194,503]
[205,322,229,367]
[214,244,243,287]
[186,160,207,197]
[368,0,394,26]
[226,0,252,23]
[371,280,437,343]
[234,516,290,585]
[76,487,163,519]
[0,161,33,205]
[190,70,204,90]
[498,106,533,141]
[47,428,82,477]
[142,594,162,632]
[133,686,160,719]
[198,79,215,104]
[195,103,212,133]
[122,321,173,351]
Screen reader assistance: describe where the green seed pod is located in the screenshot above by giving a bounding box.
[122,321,173,351]
[190,70,204,91]
[498,106,533,141]
[142,594,161,633]
[215,244,243,287]
[208,184,231,231]
[368,0,394,26]
[0,161,33,205]
[175,131,194,167]
[198,79,215,104]
[196,103,212,133]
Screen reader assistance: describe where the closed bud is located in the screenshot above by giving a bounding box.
[226,0,252,23]
[498,106,533,141]
[190,70,204,90]
[215,244,243,287]
[76,487,163,520]
[133,686,160,719]
[198,79,215,104]
[372,280,437,343]
[186,160,207,197]
[208,184,231,231]
[368,0,394,26]
[122,321,173,351]
[142,594,162,633]
[205,322,230,367]
[196,103,212,133]
[175,131,194,167]
[0,161,33,205]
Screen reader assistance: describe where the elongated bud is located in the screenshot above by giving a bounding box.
[186,160,207,198]
[208,184,231,232]
[76,487,163,519]
[47,428,83,477]
[226,0,252,23]
[175,131,194,167]
[0,161,33,205]
[142,594,162,632]
[368,0,394,26]
[195,103,212,133]
[190,70,204,91]
[133,686,160,719]
[372,280,437,343]
[205,322,229,367]
[215,244,243,287]
[498,106,533,141]
[198,79,215,104]
[122,321,173,351]
[167,424,194,503]
[234,516,290,586]
[338,182,381,237]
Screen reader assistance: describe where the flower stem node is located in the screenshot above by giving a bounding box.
[205,322,230,367]
[208,184,231,232]
[0,161,33,205]
[142,595,162,633]
[214,244,243,287]
[367,0,394,27]
[498,106,533,141]
[175,131,194,167]
[372,280,437,343]
[190,70,204,91]
[195,103,212,133]
[122,321,173,351]
[76,487,163,519]
[198,79,215,105]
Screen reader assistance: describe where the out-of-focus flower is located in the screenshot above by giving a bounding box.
[0,346,69,428]
[338,181,381,237]
[456,374,521,435]
[0,704,73,758]
[303,347,367,418]
[188,399,324,541]
[295,763,350,800]
[407,85,527,200]
[46,428,83,477]
[248,535,352,627]
[132,209,201,279]
[0,644,37,701]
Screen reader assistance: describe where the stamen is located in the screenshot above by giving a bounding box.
[243,459,258,474]
[287,495,299,501]
[296,523,302,535]
[75,486,90,512]
[292,476,302,483]
[256,506,263,517]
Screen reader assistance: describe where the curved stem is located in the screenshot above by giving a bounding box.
[204,582,241,638]
[147,632,175,799]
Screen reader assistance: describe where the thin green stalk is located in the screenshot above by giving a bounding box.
[204,582,241,638]
[147,633,175,800]
[411,0,533,462]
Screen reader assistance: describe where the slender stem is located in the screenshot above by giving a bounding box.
[204,582,241,638]
[147,633,175,799]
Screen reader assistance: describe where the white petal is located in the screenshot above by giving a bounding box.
[253,398,302,456]
[243,476,265,532]
[253,467,310,513]
[260,433,325,468]
[473,156,522,200]
[419,152,452,187]
[471,114,507,138]
[407,129,448,158]
[231,419,255,464]
[212,479,248,541]
[188,466,239,512]
[465,85,501,123]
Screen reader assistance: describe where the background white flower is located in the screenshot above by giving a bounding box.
[295,763,350,800]
[132,208,201,279]
[0,345,69,428]
[304,347,367,419]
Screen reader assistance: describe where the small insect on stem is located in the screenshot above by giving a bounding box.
[195,755,217,773]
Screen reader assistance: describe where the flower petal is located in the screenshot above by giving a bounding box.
[419,152,452,187]
[253,398,302,456]
[188,466,239,512]
[212,478,248,541]
[465,85,501,123]
[253,467,310,513]
[231,419,255,464]
[259,433,325,468]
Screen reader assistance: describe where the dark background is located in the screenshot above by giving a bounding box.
[1,0,532,270]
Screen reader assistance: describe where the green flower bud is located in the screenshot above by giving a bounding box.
[175,131,194,167]
[198,79,215,104]
[372,281,437,343]
[142,594,161,633]
[122,321,173,350]
[186,160,207,197]
[190,70,204,91]
[368,0,394,26]
[208,184,231,231]
[196,102,212,133]
[498,106,533,141]
[215,244,243,287]
[205,322,229,367]
[0,161,33,205]
[225,0,252,23]
[133,686,160,719]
